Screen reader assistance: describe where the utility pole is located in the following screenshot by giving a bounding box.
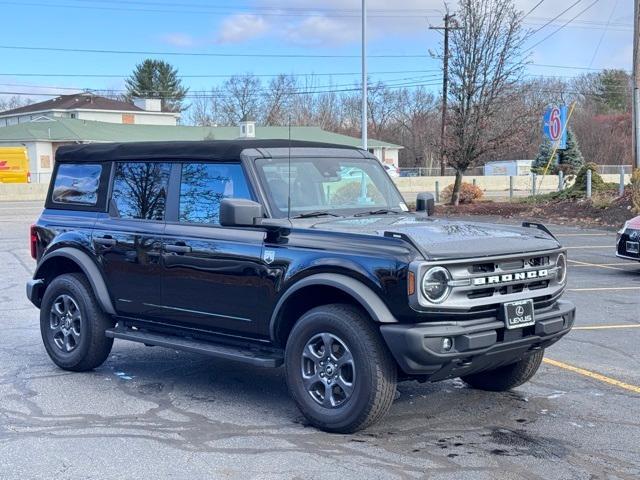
[431,12,460,175]
[361,0,368,151]
[633,0,640,168]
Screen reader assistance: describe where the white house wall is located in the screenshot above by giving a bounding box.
[30,142,54,184]
[74,111,176,126]
[0,110,178,127]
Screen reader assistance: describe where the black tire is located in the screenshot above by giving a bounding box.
[461,350,544,392]
[284,304,397,433]
[40,273,114,372]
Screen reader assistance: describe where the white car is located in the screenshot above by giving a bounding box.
[383,164,400,178]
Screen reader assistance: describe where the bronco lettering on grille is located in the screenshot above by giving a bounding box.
[472,269,548,286]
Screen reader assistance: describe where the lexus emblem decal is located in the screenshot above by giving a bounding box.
[515,305,525,316]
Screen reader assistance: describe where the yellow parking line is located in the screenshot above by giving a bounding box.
[572,324,640,330]
[543,358,640,394]
[566,287,640,292]
[569,262,638,267]
[566,259,626,271]
[555,233,610,237]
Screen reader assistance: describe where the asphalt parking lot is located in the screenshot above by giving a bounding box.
[0,201,638,480]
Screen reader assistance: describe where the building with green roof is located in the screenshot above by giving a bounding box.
[0,117,402,183]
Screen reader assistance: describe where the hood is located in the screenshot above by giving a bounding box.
[626,216,640,229]
[299,214,560,260]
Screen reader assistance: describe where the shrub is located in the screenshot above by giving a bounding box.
[631,169,640,214]
[441,182,484,204]
[591,192,616,209]
[572,163,606,192]
[330,180,384,206]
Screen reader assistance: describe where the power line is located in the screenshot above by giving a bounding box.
[588,0,619,68]
[1,85,626,100]
[526,0,583,36]
[0,1,442,18]
[0,74,443,96]
[0,0,630,30]
[0,63,626,81]
[0,69,441,79]
[526,0,602,52]
[57,0,442,14]
[0,44,429,58]
[526,15,630,29]
[523,1,546,20]
[0,80,446,99]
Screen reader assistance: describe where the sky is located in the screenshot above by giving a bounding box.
[0,0,634,102]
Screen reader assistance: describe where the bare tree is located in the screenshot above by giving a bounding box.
[220,74,262,125]
[0,95,33,112]
[187,89,225,126]
[445,0,528,205]
[263,74,296,125]
[393,87,440,169]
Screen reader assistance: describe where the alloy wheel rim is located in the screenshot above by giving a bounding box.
[49,294,82,353]
[301,332,355,408]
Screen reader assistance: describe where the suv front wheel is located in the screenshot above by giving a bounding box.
[40,273,114,372]
[285,304,397,433]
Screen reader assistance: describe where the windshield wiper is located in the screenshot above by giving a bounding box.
[354,209,401,217]
[293,211,342,219]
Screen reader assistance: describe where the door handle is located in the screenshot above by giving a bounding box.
[164,243,192,254]
[94,236,117,247]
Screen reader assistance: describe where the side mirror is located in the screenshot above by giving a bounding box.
[219,198,263,227]
[416,192,435,216]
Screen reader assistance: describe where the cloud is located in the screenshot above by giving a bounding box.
[216,14,269,44]
[283,16,359,47]
[161,33,196,48]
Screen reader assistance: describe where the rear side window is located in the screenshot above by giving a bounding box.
[52,164,102,206]
[179,163,252,224]
[111,162,171,220]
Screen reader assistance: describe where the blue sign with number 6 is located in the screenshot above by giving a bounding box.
[543,104,567,150]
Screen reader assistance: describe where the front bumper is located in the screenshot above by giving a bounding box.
[380,300,575,379]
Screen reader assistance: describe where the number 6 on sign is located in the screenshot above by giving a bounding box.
[543,104,568,150]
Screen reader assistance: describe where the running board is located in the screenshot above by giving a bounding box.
[105,327,283,368]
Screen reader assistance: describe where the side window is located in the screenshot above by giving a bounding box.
[179,163,252,224]
[111,162,171,220]
[52,163,102,206]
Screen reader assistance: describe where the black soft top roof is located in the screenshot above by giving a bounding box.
[55,140,361,163]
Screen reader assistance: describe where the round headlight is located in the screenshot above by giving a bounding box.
[421,266,452,304]
[555,253,567,284]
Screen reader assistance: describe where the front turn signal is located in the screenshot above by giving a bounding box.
[407,271,415,296]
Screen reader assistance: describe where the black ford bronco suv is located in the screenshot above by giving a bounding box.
[27,140,575,433]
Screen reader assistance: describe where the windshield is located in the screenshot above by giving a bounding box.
[254,156,407,218]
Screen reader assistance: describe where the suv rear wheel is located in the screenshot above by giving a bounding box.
[461,350,544,391]
[40,273,114,371]
[284,304,397,433]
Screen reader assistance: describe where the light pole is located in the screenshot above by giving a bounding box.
[633,0,640,168]
[361,0,368,151]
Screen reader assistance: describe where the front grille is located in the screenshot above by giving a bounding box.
[618,229,640,258]
[410,249,566,312]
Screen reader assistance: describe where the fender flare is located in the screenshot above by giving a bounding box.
[269,273,398,341]
[35,247,116,316]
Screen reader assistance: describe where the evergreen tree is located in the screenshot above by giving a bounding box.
[594,69,631,113]
[532,138,557,173]
[558,129,584,174]
[125,59,188,112]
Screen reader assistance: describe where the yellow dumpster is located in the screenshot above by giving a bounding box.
[0,147,30,183]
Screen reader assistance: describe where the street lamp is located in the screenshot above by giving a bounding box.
[362,0,367,151]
